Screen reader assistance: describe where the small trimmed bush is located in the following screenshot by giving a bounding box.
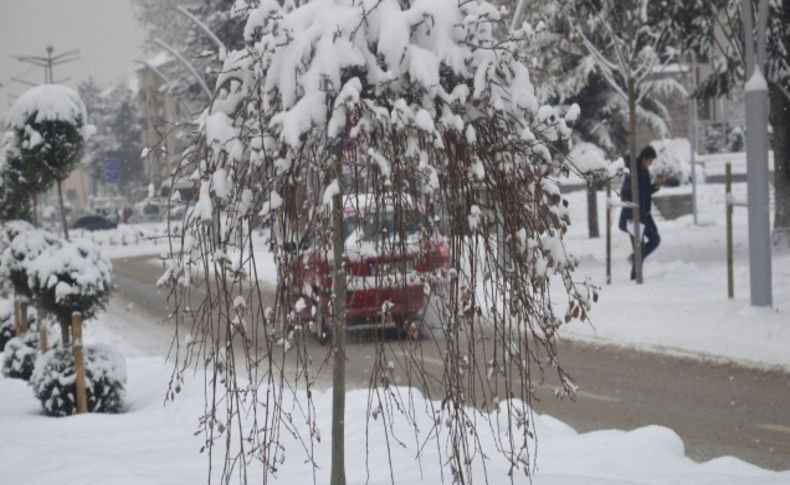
[31,344,126,416]
[27,239,112,328]
[1,324,39,380]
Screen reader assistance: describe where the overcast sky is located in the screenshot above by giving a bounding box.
[0,0,145,119]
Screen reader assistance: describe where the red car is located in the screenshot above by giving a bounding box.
[292,195,448,343]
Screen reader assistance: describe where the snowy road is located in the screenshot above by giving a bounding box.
[111,254,790,471]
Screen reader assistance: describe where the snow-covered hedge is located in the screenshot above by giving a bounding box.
[650,138,692,186]
[27,239,113,327]
[31,345,127,416]
[0,228,63,299]
[0,220,36,291]
[1,323,39,380]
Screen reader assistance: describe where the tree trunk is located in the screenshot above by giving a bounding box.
[628,79,643,283]
[57,179,70,241]
[587,178,600,238]
[330,150,347,485]
[770,84,790,250]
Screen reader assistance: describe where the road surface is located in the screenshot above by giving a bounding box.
[113,255,790,471]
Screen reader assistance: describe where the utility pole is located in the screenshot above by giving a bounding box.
[742,0,773,307]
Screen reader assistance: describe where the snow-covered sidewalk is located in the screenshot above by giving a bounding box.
[560,181,790,371]
[1,300,789,485]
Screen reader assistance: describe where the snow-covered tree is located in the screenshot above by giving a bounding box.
[3,85,95,240]
[572,0,687,283]
[683,0,790,248]
[161,1,595,484]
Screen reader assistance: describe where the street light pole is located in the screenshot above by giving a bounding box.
[742,0,772,307]
[688,54,699,225]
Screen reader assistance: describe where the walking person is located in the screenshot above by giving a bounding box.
[618,145,667,280]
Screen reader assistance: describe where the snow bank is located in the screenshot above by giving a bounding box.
[70,223,170,260]
[1,345,787,484]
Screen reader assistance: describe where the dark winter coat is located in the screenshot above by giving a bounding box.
[618,161,660,232]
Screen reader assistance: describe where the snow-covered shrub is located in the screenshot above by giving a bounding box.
[31,344,127,416]
[0,220,35,293]
[1,322,39,380]
[27,239,112,328]
[0,228,63,299]
[650,138,692,186]
[0,298,39,352]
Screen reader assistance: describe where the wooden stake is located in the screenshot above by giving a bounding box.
[14,299,22,337]
[37,306,48,353]
[60,321,71,347]
[71,312,88,414]
[726,163,734,300]
[20,301,28,334]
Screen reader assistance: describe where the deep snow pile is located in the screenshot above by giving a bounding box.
[0,304,788,485]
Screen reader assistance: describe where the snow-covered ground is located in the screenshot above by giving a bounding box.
[1,299,788,485]
[560,180,789,370]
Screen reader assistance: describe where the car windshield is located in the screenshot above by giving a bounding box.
[346,210,429,242]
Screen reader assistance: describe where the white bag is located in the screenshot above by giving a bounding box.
[626,220,646,241]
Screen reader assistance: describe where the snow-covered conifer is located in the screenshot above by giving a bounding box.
[27,239,113,329]
[1,326,39,381]
[31,345,127,416]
